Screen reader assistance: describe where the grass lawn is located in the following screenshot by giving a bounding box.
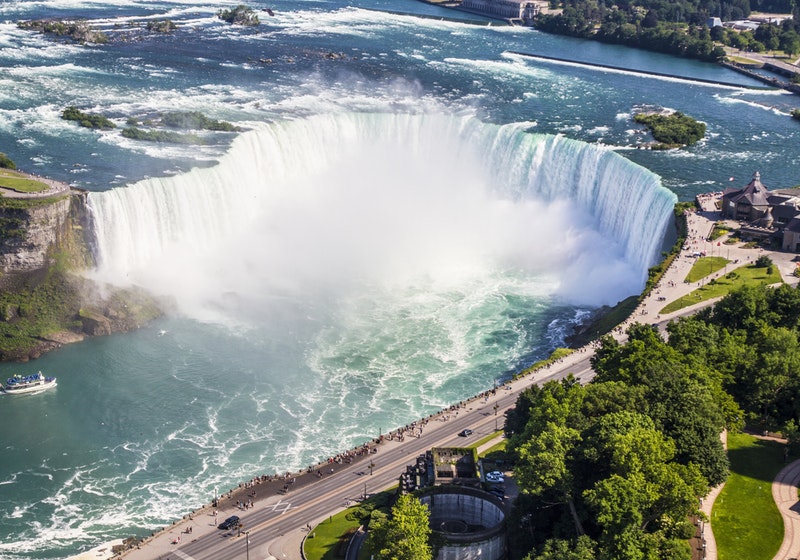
[684,256,729,283]
[713,432,786,560]
[660,263,781,314]
[303,511,360,560]
[0,169,49,193]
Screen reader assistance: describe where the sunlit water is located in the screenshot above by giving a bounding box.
[1,0,799,558]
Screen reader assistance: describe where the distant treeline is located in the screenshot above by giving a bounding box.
[535,0,800,61]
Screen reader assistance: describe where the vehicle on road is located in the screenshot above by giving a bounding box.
[458,429,473,437]
[217,515,240,530]
[485,471,504,483]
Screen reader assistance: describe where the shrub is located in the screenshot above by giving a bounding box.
[634,111,706,147]
[62,106,116,129]
[121,126,205,144]
[755,255,774,268]
[161,111,238,131]
[0,152,16,170]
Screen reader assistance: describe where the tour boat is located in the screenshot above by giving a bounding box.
[1,371,57,395]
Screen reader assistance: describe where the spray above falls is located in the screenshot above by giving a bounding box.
[87,112,677,323]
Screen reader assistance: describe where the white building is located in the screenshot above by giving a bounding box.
[459,0,539,24]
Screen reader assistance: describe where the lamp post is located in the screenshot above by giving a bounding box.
[245,530,250,560]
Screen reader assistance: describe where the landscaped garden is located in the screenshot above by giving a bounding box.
[660,258,782,314]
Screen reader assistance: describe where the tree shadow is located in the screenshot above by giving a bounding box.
[727,436,787,484]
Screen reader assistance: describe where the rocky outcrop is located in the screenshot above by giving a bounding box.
[0,185,161,362]
[0,194,73,273]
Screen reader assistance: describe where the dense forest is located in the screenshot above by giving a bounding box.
[506,282,800,559]
[535,0,800,61]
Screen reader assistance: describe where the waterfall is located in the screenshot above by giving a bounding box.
[87,112,676,313]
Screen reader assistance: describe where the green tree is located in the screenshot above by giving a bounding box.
[583,412,705,560]
[528,535,597,560]
[367,494,433,560]
[0,152,16,170]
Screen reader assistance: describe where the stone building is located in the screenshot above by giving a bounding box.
[719,172,800,251]
[721,171,771,221]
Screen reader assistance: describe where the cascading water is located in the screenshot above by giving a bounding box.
[88,112,676,318]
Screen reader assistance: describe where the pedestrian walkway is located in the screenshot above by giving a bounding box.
[772,458,800,560]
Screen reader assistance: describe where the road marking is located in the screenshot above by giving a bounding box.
[173,551,197,560]
[264,499,292,515]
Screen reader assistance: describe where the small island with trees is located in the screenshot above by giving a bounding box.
[217,5,260,26]
[634,110,706,149]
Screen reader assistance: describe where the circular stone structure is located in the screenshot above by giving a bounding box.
[419,486,506,560]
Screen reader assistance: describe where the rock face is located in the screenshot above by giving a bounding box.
[0,187,161,362]
[0,191,88,276]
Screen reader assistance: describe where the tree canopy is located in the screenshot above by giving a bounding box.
[509,283,800,558]
[367,494,433,560]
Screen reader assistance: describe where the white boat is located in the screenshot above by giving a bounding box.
[1,371,57,394]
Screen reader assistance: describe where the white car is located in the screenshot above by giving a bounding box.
[485,471,504,483]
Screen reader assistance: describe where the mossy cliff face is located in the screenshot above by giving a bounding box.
[0,190,162,362]
[0,194,75,273]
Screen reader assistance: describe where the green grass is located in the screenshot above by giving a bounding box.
[660,264,782,314]
[514,347,576,378]
[713,432,786,560]
[303,492,393,560]
[474,430,504,450]
[684,256,729,283]
[303,511,360,560]
[0,169,49,193]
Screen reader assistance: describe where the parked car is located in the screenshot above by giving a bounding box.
[218,515,240,530]
[458,429,473,437]
[485,471,504,483]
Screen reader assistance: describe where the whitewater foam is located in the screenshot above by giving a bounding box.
[88,112,674,323]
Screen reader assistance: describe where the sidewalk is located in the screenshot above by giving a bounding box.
[772,458,800,560]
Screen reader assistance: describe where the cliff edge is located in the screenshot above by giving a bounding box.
[0,174,161,361]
